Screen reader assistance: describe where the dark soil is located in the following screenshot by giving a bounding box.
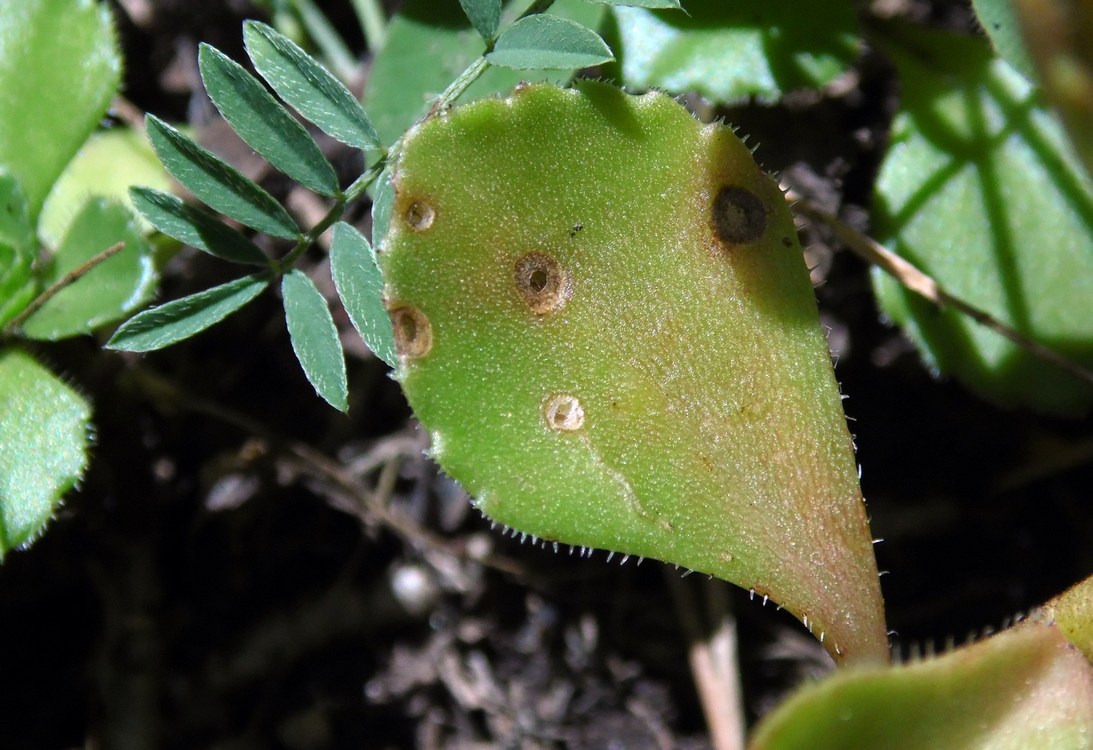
[2,1,1090,748]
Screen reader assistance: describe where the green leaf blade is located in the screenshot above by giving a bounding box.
[243,21,380,150]
[487,16,614,70]
[330,222,396,367]
[458,0,501,40]
[282,269,348,411]
[0,349,91,559]
[145,115,299,240]
[0,0,121,217]
[198,43,340,197]
[0,172,37,328]
[130,187,268,266]
[106,274,269,352]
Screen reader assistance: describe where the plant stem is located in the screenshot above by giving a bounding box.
[428,56,491,118]
[4,241,126,335]
[351,0,386,53]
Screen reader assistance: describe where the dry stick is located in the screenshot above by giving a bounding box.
[5,241,126,334]
[789,192,1093,388]
[665,572,745,750]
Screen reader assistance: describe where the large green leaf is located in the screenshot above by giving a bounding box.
[611,0,859,103]
[0,348,91,559]
[198,43,340,197]
[380,81,886,665]
[20,199,156,340]
[0,172,36,328]
[0,0,121,218]
[749,619,1093,750]
[282,269,348,411]
[872,27,1093,414]
[363,0,606,147]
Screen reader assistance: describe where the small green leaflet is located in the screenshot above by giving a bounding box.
[282,269,348,411]
[107,274,269,352]
[330,222,396,367]
[130,187,268,266]
[487,16,614,70]
[243,20,380,150]
[458,0,501,40]
[198,43,340,197]
[145,115,299,240]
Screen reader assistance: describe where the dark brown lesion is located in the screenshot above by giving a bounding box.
[389,305,432,359]
[514,252,571,314]
[712,186,767,245]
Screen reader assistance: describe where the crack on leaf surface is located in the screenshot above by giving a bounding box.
[578,434,673,533]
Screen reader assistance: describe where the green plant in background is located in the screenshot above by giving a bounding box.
[0,0,170,558]
[7,0,1092,744]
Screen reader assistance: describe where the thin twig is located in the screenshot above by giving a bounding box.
[350,0,386,53]
[789,192,1093,388]
[5,241,126,335]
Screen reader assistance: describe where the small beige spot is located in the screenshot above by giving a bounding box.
[390,305,432,358]
[719,550,734,563]
[713,185,767,245]
[515,252,570,314]
[544,393,584,432]
[404,201,435,231]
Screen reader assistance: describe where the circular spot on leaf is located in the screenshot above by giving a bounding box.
[713,186,767,245]
[544,393,585,432]
[404,201,435,231]
[390,305,432,358]
[515,252,570,314]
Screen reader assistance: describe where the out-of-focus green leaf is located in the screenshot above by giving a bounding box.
[20,199,156,340]
[1015,0,1093,178]
[198,43,340,197]
[243,20,380,150]
[749,622,1093,749]
[145,116,299,240]
[592,0,681,7]
[872,26,1093,414]
[971,0,1038,81]
[363,0,605,146]
[0,0,121,218]
[0,172,36,328]
[487,15,613,70]
[330,222,395,367]
[37,128,175,249]
[106,274,268,352]
[459,0,501,40]
[282,269,348,411]
[612,0,859,103]
[130,187,268,266]
[0,348,91,559]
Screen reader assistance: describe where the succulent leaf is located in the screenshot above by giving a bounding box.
[380,81,886,664]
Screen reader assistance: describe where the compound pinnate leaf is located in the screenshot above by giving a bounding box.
[199,43,340,198]
[107,274,268,352]
[330,222,396,367]
[749,620,1093,750]
[282,269,348,411]
[611,0,859,103]
[145,115,299,240]
[380,81,886,664]
[21,199,156,340]
[243,20,380,150]
[487,16,614,70]
[458,0,501,40]
[872,27,1093,414]
[131,187,268,266]
[0,348,91,559]
[0,0,121,217]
